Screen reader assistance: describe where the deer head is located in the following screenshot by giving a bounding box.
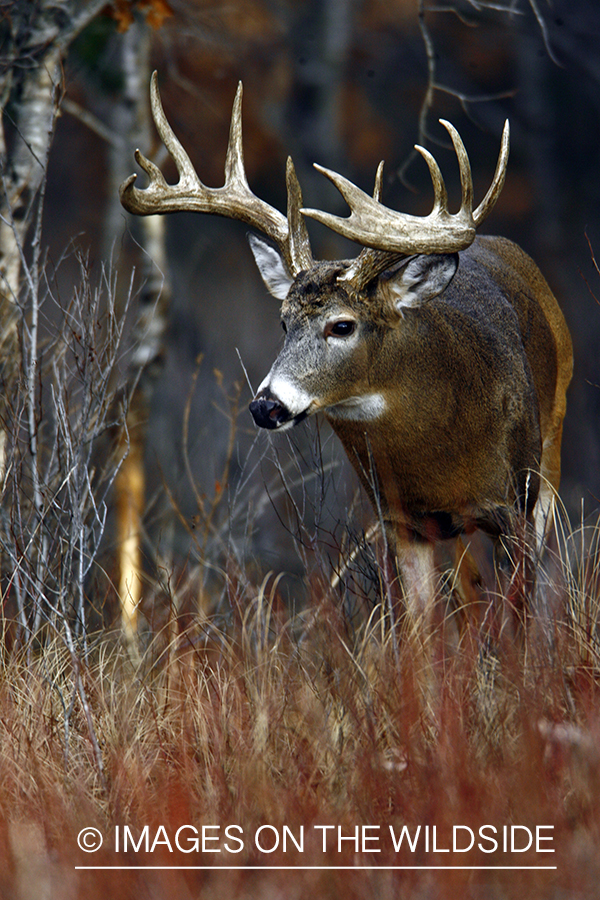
[120,73,508,435]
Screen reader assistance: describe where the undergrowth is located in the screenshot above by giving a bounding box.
[1,506,599,899]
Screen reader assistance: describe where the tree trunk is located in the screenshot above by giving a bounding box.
[105,16,171,655]
[0,0,107,483]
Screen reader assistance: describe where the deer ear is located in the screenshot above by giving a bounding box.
[248,234,294,301]
[384,253,458,310]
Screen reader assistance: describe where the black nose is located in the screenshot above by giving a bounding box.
[249,394,290,430]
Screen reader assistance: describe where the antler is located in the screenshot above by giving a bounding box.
[302,119,510,271]
[119,72,313,276]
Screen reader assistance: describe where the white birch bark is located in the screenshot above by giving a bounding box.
[0,0,108,484]
[105,15,171,653]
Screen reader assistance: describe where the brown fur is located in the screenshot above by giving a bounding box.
[327,237,572,541]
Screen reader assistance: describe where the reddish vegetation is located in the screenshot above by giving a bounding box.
[1,552,599,899]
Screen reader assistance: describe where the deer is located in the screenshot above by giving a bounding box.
[120,73,573,660]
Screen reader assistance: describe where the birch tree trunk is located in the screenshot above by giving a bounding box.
[0,0,107,483]
[105,16,171,656]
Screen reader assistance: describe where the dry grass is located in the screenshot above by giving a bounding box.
[1,508,600,900]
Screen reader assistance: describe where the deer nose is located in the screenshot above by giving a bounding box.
[249,392,290,430]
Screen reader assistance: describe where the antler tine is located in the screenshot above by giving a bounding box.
[120,74,310,277]
[223,82,248,189]
[286,157,314,273]
[473,119,510,226]
[219,82,294,262]
[373,160,384,203]
[119,71,201,213]
[149,70,201,191]
[301,164,404,248]
[414,144,448,215]
[439,119,474,220]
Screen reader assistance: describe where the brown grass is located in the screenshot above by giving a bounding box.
[1,513,600,900]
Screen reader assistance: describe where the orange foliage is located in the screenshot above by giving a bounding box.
[107,0,173,33]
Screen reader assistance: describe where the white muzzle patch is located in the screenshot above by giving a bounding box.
[257,374,315,419]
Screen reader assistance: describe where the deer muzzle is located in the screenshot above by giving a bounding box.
[249,391,294,430]
[249,383,312,430]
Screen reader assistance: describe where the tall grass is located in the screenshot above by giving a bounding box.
[1,488,600,897]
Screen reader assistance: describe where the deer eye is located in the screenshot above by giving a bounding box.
[326,320,356,339]
[281,321,287,333]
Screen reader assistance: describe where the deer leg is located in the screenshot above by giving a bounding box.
[495,514,537,640]
[394,540,441,716]
[534,481,556,552]
[535,420,564,551]
[395,539,437,633]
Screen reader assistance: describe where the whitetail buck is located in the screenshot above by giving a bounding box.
[120,73,572,644]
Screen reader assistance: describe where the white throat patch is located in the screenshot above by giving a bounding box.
[326,393,387,422]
